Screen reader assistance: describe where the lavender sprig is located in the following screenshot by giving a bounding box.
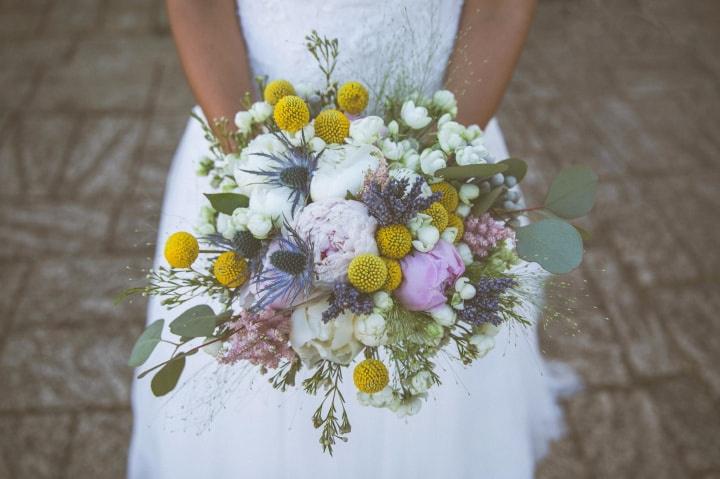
[457,277,517,326]
[361,176,440,226]
[322,283,374,323]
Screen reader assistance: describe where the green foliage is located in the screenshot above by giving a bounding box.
[305,31,340,107]
[269,357,302,392]
[472,186,505,215]
[498,157,528,182]
[151,356,186,397]
[544,165,598,219]
[204,193,249,215]
[516,219,583,274]
[303,360,350,455]
[128,319,164,367]
[169,305,217,338]
[435,163,507,181]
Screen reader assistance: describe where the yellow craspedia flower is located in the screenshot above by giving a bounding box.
[314,109,350,144]
[353,358,389,394]
[213,252,249,288]
[273,95,310,133]
[263,79,295,105]
[347,254,387,293]
[447,213,465,243]
[376,224,412,259]
[381,258,403,292]
[424,202,449,232]
[430,182,459,212]
[337,81,369,115]
[164,232,199,269]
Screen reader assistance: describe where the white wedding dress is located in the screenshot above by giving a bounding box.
[128,1,574,478]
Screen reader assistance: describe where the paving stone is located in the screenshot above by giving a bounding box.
[582,249,690,378]
[0,113,79,198]
[0,413,72,479]
[43,0,102,35]
[0,201,110,259]
[13,255,148,326]
[154,61,195,115]
[567,389,687,479]
[0,69,37,110]
[536,435,590,479]
[0,9,43,40]
[0,38,74,69]
[540,270,630,386]
[654,287,720,397]
[647,376,720,472]
[0,325,139,410]
[102,0,155,34]
[58,115,146,202]
[0,260,30,332]
[66,411,132,479]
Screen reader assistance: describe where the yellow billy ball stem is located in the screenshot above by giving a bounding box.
[353,359,389,394]
[164,232,199,269]
[347,254,388,293]
[213,252,249,288]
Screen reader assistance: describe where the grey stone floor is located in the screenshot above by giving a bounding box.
[0,0,718,477]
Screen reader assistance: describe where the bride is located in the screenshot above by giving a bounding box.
[129,1,570,478]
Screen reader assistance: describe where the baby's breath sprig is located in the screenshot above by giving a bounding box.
[303,360,351,455]
[305,30,340,107]
[125,266,228,309]
[269,356,302,392]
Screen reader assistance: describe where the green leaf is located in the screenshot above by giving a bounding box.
[169,305,217,338]
[128,319,164,367]
[471,186,505,215]
[435,163,507,180]
[498,157,528,183]
[516,219,583,274]
[544,166,598,219]
[151,356,186,397]
[204,193,249,215]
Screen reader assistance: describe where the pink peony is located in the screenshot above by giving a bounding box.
[219,309,296,370]
[396,240,465,311]
[292,198,378,287]
[463,213,514,258]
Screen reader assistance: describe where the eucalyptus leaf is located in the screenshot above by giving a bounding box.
[204,193,249,215]
[128,319,164,367]
[516,219,583,274]
[472,186,505,215]
[435,163,507,181]
[151,356,186,397]
[544,166,598,219]
[498,157,528,182]
[169,304,217,338]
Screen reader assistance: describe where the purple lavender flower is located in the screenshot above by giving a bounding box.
[458,277,517,326]
[361,176,440,226]
[322,283,374,323]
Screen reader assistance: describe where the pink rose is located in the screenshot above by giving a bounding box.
[396,240,465,311]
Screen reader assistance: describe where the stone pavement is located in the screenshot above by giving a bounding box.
[0,0,718,477]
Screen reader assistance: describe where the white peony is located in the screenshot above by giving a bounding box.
[455,143,491,166]
[310,144,382,201]
[234,111,253,135]
[419,148,446,176]
[249,101,273,123]
[432,90,458,116]
[290,297,363,366]
[349,116,385,144]
[438,121,467,152]
[401,100,432,129]
[353,313,388,347]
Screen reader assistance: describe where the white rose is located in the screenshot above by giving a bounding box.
[432,90,458,116]
[412,225,440,252]
[234,111,253,135]
[246,212,273,239]
[401,100,432,129]
[349,116,385,144]
[419,148,446,176]
[456,242,474,265]
[455,144,491,166]
[410,371,434,394]
[469,334,496,358]
[249,101,273,123]
[459,183,480,204]
[290,298,363,365]
[310,144,381,201]
[353,313,388,347]
[248,186,295,225]
[429,304,456,327]
[372,291,394,312]
[438,121,466,152]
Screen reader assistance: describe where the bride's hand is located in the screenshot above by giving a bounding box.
[446,0,536,128]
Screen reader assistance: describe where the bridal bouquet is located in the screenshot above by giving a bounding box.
[126,32,597,453]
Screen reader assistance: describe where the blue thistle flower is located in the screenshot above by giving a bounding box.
[251,222,314,312]
[361,176,440,226]
[241,130,323,216]
[458,277,517,326]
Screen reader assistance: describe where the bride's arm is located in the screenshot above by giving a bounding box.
[446,0,536,128]
[166,0,253,124]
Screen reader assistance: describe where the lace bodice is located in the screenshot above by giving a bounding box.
[236,0,464,107]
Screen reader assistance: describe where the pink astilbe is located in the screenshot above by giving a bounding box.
[219,309,296,370]
[463,213,515,259]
